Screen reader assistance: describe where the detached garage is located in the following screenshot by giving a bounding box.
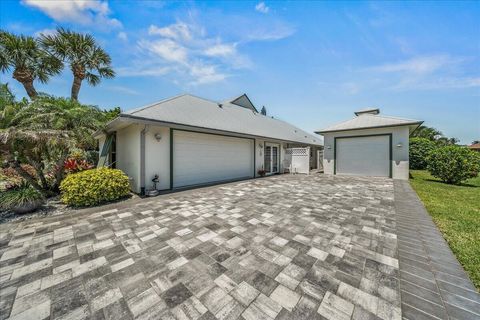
[316,108,422,180]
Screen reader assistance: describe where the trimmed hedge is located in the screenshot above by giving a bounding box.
[409,137,437,170]
[427,146,480,185]
[60,167,130,207]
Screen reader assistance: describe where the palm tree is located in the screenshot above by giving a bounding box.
[0,31,62,99]
[40,28,115,101]
[0,95,108,194]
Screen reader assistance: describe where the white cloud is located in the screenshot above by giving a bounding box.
[204,43,236,57]
[371,55,463,74]
[122,21,248,85]
[34,28,56,37]
[117,31,128,41]
[140,39,189,64]
[148,23,193,41]
[22,0,121,29]
[368,55,479,91]
[255,2,269,14]
[106,85,139,95]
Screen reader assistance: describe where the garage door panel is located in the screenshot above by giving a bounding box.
[336,135,390,177]
[173,131,254,188]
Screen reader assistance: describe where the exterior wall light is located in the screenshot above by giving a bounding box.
[154,133,162,141]
[327,145,332,149]
[396,143,403,148]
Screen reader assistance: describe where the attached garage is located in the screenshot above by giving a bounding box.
[316,108,422,180]
[335,135,391,177]
[172,130,254,188]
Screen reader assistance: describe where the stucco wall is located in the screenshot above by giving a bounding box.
[116,124,141,192]
[144,126,171,190]
[322,126,410,180]
[254,139,288,176]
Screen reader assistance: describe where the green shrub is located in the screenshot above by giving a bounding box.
[409,137,437,169]
[0,182,44,212]
[60,167,130,207]
[427,146,480,185]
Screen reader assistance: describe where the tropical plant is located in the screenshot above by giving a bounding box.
[411,125,458,146]
[427,146,480,185]
[40,28,115,101]
[409,137,437,170]
[0,95,108,195]
[64,158,94,174]
[0,31,62,99]
[0,181,44,213]
[60,167,130,207]
[411,125,442,141]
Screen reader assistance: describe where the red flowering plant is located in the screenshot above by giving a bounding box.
[64,158,94,174]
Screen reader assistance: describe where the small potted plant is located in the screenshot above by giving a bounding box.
[257,169,266,177]
[146,174,160,197]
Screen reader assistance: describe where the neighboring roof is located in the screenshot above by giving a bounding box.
[111,94,322,145]
[468,143,480,150]
[316,109,423,134]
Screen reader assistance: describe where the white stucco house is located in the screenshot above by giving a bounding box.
[315,108,423,180]
[95,94,322,194]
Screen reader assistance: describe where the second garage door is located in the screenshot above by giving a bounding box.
[335,135,391,177]
[172,130,254,188]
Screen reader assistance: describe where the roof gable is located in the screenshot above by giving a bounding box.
[228,94,258,112]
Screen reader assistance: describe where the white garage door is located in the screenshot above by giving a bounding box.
[173,130,254,188]
[336,135,390,177]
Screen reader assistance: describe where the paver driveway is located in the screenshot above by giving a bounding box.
[0,174,401,320]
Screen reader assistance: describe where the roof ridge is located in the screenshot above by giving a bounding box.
[125,93,191,115]
[370,114,422,122]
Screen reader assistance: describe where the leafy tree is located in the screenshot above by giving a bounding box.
[103,106,121,122]
[411,125,442,141]
[427,146,480,185]
[0,31,63,99]
[409,137,437,170]
[0,95,109,195]
[40,28,115,101]
[260,106,267,115]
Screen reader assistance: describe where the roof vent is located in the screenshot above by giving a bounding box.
[355,108,380,116]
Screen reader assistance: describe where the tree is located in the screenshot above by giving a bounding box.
[409,137,436,170]
[260,106,267,115]
[0,95,108,195]
[411,125,442,141]
[427,146,480,185]
[0,31,63,99]
[40,28,115,101]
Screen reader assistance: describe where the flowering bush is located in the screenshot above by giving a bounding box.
[60,167,130,207]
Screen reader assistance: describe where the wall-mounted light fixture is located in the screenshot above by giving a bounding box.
[326,145,332,149]
[396,143,403,148]
[154,133,162,141]
[258,143,263,149]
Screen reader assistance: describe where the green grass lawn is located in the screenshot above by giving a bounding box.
[409,170,480,291]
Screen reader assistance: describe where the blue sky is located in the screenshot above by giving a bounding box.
[1,1,479,144]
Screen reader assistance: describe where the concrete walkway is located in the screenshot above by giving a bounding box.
[394,180,480,320]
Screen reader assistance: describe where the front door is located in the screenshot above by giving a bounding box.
[264,143,279,174]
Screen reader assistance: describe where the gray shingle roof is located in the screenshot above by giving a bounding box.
[316,113,422,133]
[122,94,322,145]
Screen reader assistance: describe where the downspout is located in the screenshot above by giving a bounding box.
[140,125,148,196]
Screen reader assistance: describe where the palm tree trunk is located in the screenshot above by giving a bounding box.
[71,75,82,101]
[21,81,38,99]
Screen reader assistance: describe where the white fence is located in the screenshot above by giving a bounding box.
[285,147,310,174]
